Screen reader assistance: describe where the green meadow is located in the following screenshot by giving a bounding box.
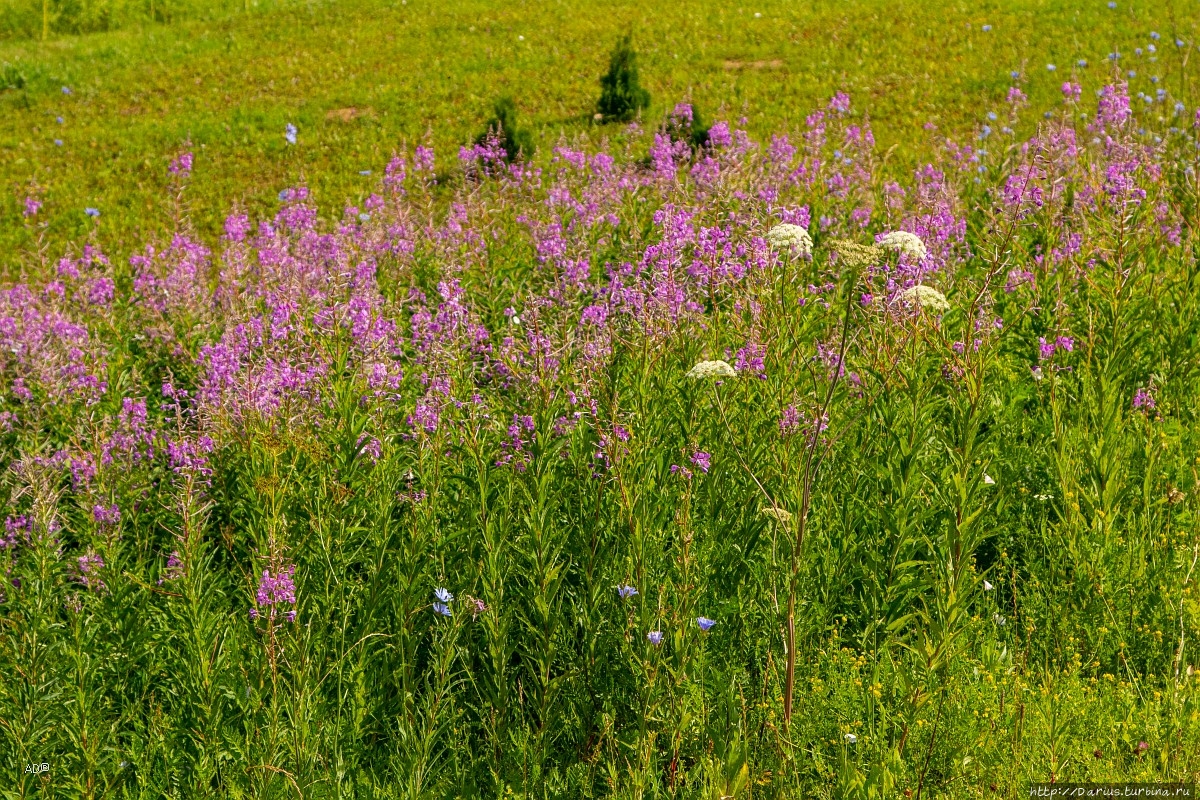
[0,0,1194,261]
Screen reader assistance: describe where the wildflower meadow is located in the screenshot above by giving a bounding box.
[4,25,1200,799]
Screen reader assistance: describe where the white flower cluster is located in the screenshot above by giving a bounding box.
[686,360,737,379]
[878,231,928,261]
[766,223,813,257]
[898,285,950,313]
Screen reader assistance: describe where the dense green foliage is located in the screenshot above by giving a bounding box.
[475,96,535,162]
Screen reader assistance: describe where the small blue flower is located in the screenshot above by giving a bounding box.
[434,587,454,604]
[285,123,298,145]
[696,617,716,631]
[1150,31,1160,40]
[54,139,63,146]
[359,170,372,175]
[646,630,664,645]
[1077,59,1088,67]
[433,602,451,617]
[84,207,100,217]
[278,190,289,201]
[1150,75,1159,83]
[1128,70,1137,78]
[1107,1,1115,8]
[979,125,992,139]
[1177,39,1186,48]
[987,111,997,121]
[56,116,63,124]
[617,585,638,600]
[982,24,991,32]
[1148,44,1156,53]
[1043,111,1053,119]
[1175,101,1186,114]
[359,213,371,222]
[1109,52,1120,61]
[1010,71,1020,79]
[61,86,71,95]
[1046,63,1056,71]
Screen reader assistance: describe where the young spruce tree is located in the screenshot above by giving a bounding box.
[597,35,650,122]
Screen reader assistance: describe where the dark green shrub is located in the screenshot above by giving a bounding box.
[475,96,535,162]
[596,35,650,122]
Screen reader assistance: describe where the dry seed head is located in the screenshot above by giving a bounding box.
[831,240,882,270]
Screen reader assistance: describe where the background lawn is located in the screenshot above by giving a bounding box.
[0,0,1196,267]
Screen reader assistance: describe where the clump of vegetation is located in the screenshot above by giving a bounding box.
[474,95,535,162]
[596,34,650,122]
[664,100,711,148]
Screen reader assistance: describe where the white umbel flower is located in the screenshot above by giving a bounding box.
[686,360,737,379]
[766,223,814,257]
[878,231,928,261]
[898,285,950,313]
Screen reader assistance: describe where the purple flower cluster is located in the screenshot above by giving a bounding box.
[251,566,297,622]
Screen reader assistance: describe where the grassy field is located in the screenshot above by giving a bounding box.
[5,1,1200,798]
[1,0,1197,265]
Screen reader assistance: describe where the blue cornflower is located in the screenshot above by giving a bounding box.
[1107,1,1115,8]
[1109,52,1120,60]
[1175,101,1186,114]
[617,585,638,600]
[432,587,453,616]
[982,24,991,32]
[1128,70,1137,78]
[61,86,71,95]
[1148,44,1156,53]
[1150,75,1159,83]
[56,116,63,124]
[1046,64,1056,71]
[285,123,298,145]
[278,189,289,201]
[84,207,100,217]
[646,630,664,645]
[1077,59,1088,67]
[696,617,716,631]
[979,125,992,140]
[1177,39,1186,48]
[1010,71,1020,79]
[359,213,371,222]
[987,111,997,121]
[1150,31,1160,40]
[1135,48,1142,56]
[359,170,372,175]
[54,139,63,146]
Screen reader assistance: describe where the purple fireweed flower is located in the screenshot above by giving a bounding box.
[617,585,638,600]
[696,617,716,631]
[647,631,664,645]
[92,504,120,527]
[75,552,106,590]
[23,196,41,217]
[169,152,194,175]
[158,551,183,585]
[1133,388,1156,411]
[253,566,297,620]
[691,451,712,473]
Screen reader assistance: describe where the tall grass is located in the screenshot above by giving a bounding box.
[2,81,1200,796]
